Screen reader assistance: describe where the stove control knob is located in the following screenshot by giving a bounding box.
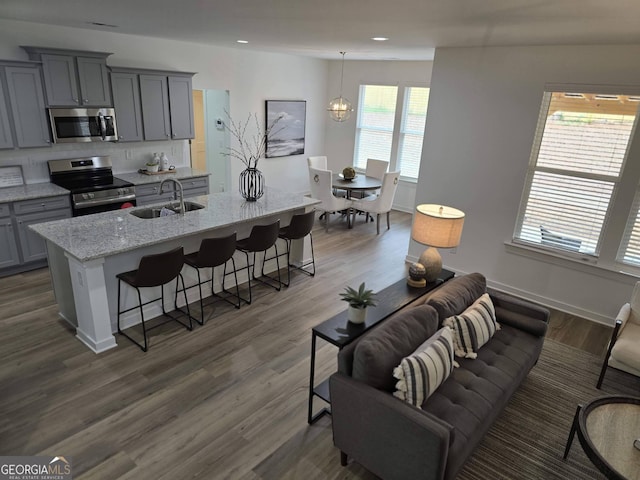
[88,193,95,199]
[118,188,124,196]
[82,193,89,200]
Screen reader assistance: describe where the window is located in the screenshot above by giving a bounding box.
[353,85,397,170]
[353,84,430,179]
[515,89,640,266]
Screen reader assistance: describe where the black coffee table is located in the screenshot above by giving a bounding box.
[563,395,640,480]
[307,269,455,424]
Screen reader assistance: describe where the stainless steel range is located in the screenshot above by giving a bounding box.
[48,156,136,216]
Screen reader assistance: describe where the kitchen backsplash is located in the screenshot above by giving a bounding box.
[0,140,191,183]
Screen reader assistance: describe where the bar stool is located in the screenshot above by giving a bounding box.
[235,220,282,304]
[276,210,316,287]
[117,246,192,352]
[183,232,241,325]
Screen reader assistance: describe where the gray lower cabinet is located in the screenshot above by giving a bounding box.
[135,176,209,205]
[110,72,143,142]
[0,204,20,269]
[3,64,51,148]
[135,182,175,205]
[182,176,210,198]
[0,195,72,276]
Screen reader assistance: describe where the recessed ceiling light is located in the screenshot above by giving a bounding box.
[237,40,249,44]
[371,37,389,41]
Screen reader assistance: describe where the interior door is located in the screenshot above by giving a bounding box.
[190,89,206,171]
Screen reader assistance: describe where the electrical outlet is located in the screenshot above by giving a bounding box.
[125,150,132,160]
[219,183,225,192]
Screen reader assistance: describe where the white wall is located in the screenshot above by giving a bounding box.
[0,19,327,193]
[323,60,433,212]
[411,44,640,325]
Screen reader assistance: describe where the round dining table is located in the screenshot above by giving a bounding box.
[331,173,382,198]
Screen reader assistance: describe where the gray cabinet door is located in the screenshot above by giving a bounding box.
[41,54,80,106]
[5,66,51,148]
[111,72,143,142]
[0,219,20,269]
[16,209,71,263]
[181,176,210,198]
[77,57,111,106]
[0,79,14,149]
[168,75,194,139]
[135,182,175,205]
[139,75,171,141]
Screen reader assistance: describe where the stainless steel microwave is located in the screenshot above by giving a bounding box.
[48,108,118,143]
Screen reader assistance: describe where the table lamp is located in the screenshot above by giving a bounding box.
[411,204,465,284]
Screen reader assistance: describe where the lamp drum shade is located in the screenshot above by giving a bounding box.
[412,204,465,248]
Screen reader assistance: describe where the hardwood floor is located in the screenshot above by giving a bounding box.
[0,210,613,479]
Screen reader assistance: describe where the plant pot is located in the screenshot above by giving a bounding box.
[239,167,265,201]
[146,164,159,173]
[347,305,367,324]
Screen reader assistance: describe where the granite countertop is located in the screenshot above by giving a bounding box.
[116,167,210,185]
[30,188,319,262]
[0,183,70,203]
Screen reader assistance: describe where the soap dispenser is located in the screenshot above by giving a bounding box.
[160,152,170,171]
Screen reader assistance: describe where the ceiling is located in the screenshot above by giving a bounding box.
[1,0,640,61]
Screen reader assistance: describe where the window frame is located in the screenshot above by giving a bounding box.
[512,83,640,274]
[352,82,429,182]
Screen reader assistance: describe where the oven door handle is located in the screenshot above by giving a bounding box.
[73,193,136,209]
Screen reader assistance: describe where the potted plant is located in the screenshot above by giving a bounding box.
[146,153,160,173]
[339,282,377,324]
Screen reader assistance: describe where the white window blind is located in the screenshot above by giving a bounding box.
[398,87,430,179]
[515,91,637,256]
[353,85,398,170]
[619,189,640,266]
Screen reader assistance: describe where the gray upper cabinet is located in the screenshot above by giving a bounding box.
[110,72,143,142]
[40,54,79,106]
[139,74,172,141]
[168,75,195,139]
[0,79,14,149]
[111,66,195,142]
[77,57,111,106]
[22,47,112,107]
[4,65,51,148]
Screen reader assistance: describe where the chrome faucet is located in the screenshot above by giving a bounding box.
[159,178,185,215]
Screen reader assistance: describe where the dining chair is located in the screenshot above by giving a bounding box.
[357,158,389,200]
[117,246,192,352]
[308,167,352,232]
[351,171,400,234]
[307,156,328,170]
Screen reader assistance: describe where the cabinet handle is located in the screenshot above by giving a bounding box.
[166,134,170,138]
[172,133,176,138]
[83,98,88,103]
[73,98,79,103]
[118,135,123,140]
[41,203,46,208]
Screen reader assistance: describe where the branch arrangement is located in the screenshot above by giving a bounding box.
[223,111,284,169]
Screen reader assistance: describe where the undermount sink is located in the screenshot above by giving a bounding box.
[129,201,205,219]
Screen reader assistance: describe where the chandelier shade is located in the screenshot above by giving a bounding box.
[328,52,354,122]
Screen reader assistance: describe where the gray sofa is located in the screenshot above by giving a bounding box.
[329,273,550,480]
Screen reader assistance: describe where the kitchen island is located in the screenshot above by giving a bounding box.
[31,188,319,353]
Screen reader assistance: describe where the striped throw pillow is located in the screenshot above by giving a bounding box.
[443,293,500,359]
[393,327,456,407]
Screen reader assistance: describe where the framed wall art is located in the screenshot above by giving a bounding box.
[265,100,306,158]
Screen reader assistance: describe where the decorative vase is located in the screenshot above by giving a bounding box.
[239,167,264,201]
[347,305,367,324]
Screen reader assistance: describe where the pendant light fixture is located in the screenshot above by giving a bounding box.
[327,52,354,122]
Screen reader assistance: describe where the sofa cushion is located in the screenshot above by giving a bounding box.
[422,324,544,479]
[352,304,440,392]
[426,273,487,322]
[393,327,456,407]
[444,293,500,359]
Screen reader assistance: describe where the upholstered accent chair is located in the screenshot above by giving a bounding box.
[597,281,640,388]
